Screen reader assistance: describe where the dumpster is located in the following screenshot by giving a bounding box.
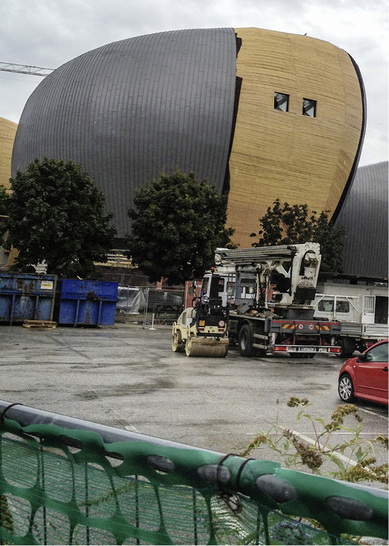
[56,279,118,326]
[0,273,57,324]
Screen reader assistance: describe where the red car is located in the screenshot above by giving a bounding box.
[338,339,388,405]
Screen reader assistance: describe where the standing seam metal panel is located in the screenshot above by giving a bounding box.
[335,161,388,279]
[12,28,237,238]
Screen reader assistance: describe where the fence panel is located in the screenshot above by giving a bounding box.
[0,401,387,545]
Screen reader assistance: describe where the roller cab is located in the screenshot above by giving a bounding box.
[172,273,229,357]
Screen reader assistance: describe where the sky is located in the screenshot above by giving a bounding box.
[0,0,388,167]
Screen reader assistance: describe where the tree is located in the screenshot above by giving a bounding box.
[0,184,11,216]
[4,157,116,277]
[250,198,345,273]
[126,170,234,285]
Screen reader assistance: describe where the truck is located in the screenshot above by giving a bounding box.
[173,242,341,357]
[314,280,388,356]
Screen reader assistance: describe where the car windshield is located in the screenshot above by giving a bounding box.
[365,342,388,362]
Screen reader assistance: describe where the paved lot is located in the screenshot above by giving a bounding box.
[0,322,387,473]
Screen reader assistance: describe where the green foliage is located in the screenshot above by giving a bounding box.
[241,397,388,487]
[4,157,116,277]
[0,184,11,216]
[0,494,14,535]
[126,170,235,285]
[250,198,345,273]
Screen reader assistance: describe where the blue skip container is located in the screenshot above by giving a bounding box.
[56,279,118,326]
[0,273,57,324]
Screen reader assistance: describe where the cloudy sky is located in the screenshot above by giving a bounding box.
[0,0,387,166]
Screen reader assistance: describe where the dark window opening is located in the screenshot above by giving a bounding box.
[303,98,317,117]
[274,92,289,112]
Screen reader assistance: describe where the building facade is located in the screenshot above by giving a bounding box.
[0,117,17,191]
[335,161,388,280]
[11,27,366,248]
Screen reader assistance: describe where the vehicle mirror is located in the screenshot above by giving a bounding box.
[357,352,368,362]
[352,350,361,358]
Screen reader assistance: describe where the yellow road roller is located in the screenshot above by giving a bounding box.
[172,274,229,357]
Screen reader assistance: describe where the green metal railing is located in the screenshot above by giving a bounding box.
[0,401,387,544]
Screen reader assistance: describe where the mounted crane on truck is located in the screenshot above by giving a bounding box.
[199,243,341,357]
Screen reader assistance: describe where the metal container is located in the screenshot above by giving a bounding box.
[56,279,118,326]
[0,273,57,324]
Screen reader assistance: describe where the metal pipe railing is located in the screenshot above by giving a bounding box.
[0,400,221,454]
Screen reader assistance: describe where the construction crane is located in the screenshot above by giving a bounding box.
[0,62,54,77]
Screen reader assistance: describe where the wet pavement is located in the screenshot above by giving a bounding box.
[0,322,387,471]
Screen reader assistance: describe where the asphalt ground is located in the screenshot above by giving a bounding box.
[0,321,387,482]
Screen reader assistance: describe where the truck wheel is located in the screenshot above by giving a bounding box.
[338,373,355,402]
[238,325,257,357]
[340,338,355,358]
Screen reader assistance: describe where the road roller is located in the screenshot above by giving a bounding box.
[172,273,229,357]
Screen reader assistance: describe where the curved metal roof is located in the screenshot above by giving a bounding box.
[335,161,388,279]
[11,28,237,237]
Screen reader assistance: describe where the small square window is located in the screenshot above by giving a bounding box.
[303,98,317,117]
[274,92,289,112]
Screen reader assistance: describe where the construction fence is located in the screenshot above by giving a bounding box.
[116,286,184,325]
[0,400,387,545]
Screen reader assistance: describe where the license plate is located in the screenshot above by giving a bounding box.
[299,347,315,352]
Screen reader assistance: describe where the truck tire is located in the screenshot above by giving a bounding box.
[238,324,257,357]
[340,338,355,358]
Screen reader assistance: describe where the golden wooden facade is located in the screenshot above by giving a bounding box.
[0,117,17,192]
[228,28,364,247]
[0,118,17,268]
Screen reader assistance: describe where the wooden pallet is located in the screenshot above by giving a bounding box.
[23,320,57,329]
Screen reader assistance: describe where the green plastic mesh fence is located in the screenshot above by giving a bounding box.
[0,410,387,545]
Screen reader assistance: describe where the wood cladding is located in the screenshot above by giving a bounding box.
[228,28,364,248]
[0,117,17,191]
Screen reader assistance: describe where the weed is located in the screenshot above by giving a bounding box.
[241,397,388,486]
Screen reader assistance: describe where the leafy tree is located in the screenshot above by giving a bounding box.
[126,170,234,285]
[4,157,116,277]
[0,184,11,216]
[250,198,344,273]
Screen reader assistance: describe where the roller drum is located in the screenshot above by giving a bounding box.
[185,337,228,357]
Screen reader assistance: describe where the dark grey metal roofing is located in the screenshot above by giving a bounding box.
[335,161,388,279]
[332,54,367,222]
[11,28,237,238]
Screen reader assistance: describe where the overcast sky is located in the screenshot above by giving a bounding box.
[0,0,387,167]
